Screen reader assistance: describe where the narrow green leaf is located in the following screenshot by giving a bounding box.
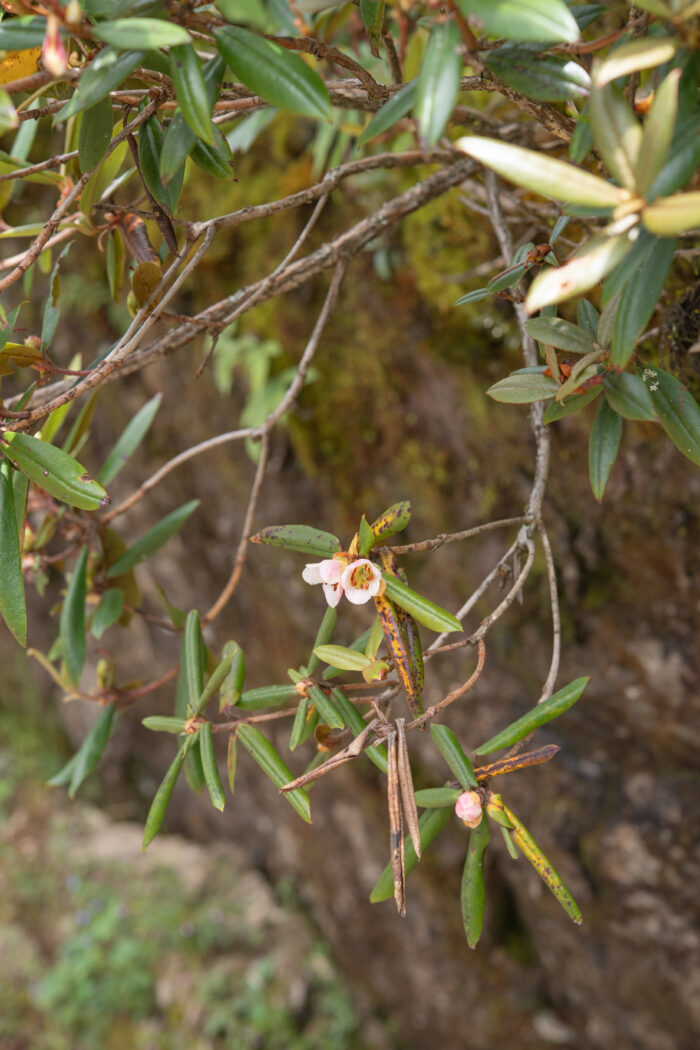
[457,0,579,43]
[356,81,416,147]
[193,646,237,718]
[289,667,344,729]
[414,786,462,808]
[486,47,590,102]
[577,299,600,336]
[252,523,341,557]
[461,815,490,949]
[0,15,47,49]
[56,49,146,123]
[456,136,621,208]
[190,126,235,180]
[106,500,199,576]
[589,82,642,190]
[543,384,602,423]
[593,37,678,88]
[526,233,634,313]
[227,734,238,793]
[603,372,655,421]
[636,69,681,197]
[430,724,478,789]
[525,316,597,355]
[12,468,28,544]
[645,367,700,465]
[2,432,110,511]
[169,44,215,145]
[60,546,88,686]
[182,609,204,715]
[289,695,310,752]
[138,108,183,213]
[475,677,589,754]
[68,702,117,798]
[369,807,452,903]
[488,262,526,293]
[322,628,372,679]
[382,574,462,634]
[93,18,192,49]
[642,191,700,236]
[142,744,187,849]
[306,608,338,677]
[487,372,559,403]
[612,236,675,368]
[359,0,385,55]
[106,228,125,303]
[455,287,491,305]
[414,20,462,147]
[215,25,331,120]
[78,96,114,174]
[633,0,672,14]
[0,462,26,646]
[97,393,162,484]
[331,688,388,773]
[200,721,225,811]
[504,803,582,923]
[142,716,188,734]
[237,723,312,823]
[589,399,622,500]
[238,684,298,709]
[313,644,372,672]
[90,587,124,639]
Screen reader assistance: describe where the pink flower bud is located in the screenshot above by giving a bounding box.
[42,16,67,78]
[455,790,483,829]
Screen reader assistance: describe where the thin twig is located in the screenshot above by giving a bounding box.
[391,515,529,554]
[407,639,486,731]
[536,520,560,703]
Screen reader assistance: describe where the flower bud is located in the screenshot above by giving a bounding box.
[455,790,483,829]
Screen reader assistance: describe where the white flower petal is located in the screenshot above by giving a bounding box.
[302,563,324,585]
[319,558,345,585]
[322,582,343,607]
[341,559,383,604]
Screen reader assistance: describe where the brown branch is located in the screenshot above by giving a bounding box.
[406,638,486,731]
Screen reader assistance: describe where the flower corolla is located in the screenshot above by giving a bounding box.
[302,556,383,608]
[455,790,483,829]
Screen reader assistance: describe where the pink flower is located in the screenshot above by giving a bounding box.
[340,558,383,605]
[42,15,67,78]
[455,790,483,829]
[302,557,348,607]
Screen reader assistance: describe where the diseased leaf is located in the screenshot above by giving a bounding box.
[215,25,331,120]
[59,546,88,686]
[645,368,700,465]
[370,500,412,543]
[456,136,621,208]
[475,677,589,754]
[502,802,583,923]
[252,524,341,558]
[0,461,26,646]
[414,20,462,147]
[457,0,579,44]
[589,399,622,500]
[106,500,200,577]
